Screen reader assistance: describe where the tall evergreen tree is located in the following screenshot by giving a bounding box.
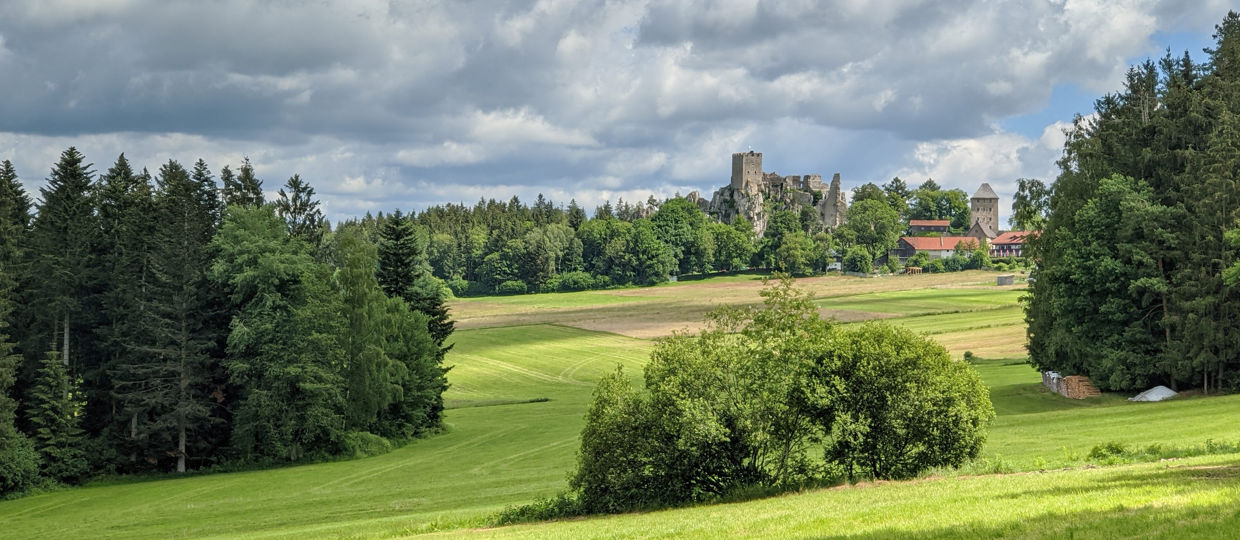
[0,159,31,345]
[1027,12,1240,392]
[26,147,100,374]
[0,160,31,249]
[125,160,222,472]
[275,174,324,247]
[26,351,88,483]
[91,155,157,454]
[0,256,39,495]
[377,212,454,357]
[222,158,265,207]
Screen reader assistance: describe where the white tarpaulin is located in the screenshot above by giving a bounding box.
[1128,385,1178,402]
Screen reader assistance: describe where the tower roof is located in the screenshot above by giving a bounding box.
[972,183,998,199]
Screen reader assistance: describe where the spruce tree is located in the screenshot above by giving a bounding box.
[0,159,31,347]
[275,174,324,247]
[237,158,265,206]
[377,212,455,357]
[128,160,221,472]
[91,155,157,456]
[0,262,39,494]
[0,160,31,248]
[26,147,99,372]
[94,155,162,464]
[26,351,88,483]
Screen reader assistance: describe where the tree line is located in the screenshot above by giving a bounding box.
[0,149,449,496]
[361,174,1006,296]
[1027,11,1240,393]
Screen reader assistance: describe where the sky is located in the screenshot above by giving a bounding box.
[0,1,1232,226]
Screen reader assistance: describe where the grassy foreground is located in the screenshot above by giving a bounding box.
[452,454,1240,539]
[1,272,1237,538]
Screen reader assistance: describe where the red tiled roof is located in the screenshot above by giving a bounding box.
[909,219,951,227]
[993,231,1037,245]
[901,236,979,250]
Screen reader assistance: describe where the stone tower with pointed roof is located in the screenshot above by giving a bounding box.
[970,183,1000,238]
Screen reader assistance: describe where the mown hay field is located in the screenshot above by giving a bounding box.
[3,271,1238,539]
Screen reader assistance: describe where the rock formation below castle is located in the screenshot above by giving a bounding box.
[702,151,846,237]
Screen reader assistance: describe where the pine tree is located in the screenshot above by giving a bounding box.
[0,160,31,251]
[26,147,99,372]
[275,174,324,247]
[0,159,31,346]
[26,351,88,483]
[91,155,157,456]
[222,158,266,207]
[377,212,455,357]
[0,262,39,494]
[127,160,222,472]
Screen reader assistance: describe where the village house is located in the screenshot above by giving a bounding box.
[892,236,979,262]
[990,230,1034,258]
[909,219,950,235]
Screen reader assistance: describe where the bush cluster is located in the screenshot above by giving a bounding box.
[515,278,995,518]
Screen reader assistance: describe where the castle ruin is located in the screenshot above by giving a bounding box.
[698,151,847,236]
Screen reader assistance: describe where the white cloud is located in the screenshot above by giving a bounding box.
[0,1,1229,222]
[468,107,599,147]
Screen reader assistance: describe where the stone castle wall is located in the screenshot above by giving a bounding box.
[709,151,847,237]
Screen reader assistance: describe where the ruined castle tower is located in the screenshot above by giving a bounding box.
[818,173,847,229]
[731,151,763,192]
[970,183,1000,237]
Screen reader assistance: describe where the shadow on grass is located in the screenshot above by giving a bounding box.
[445,397,551,410]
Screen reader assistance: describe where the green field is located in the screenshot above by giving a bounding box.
[819,287,1026,315]
[460,454,1240,539]
[2,273,1237,539]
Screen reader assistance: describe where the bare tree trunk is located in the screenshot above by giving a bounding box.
[177,419,186,473]
[63,312,70,367]
[177,340,187,473]
[130,413,138,464]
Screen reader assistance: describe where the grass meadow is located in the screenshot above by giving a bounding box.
[2,271,1238,538]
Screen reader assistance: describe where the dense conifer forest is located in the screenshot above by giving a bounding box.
[1026,12,1240,393]
[0,150,449,494]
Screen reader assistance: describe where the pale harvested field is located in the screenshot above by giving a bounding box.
[451,270,1027,340]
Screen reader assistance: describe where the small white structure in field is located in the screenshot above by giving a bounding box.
[1129,385,1178,402]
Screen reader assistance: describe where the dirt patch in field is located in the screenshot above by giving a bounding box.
[452,271,1004,339]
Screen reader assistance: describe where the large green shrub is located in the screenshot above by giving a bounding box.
[571,277,830,513]
[843,246,872,273]
[496,280,527,294]
[801,322,995,481]
[562,279,995,516]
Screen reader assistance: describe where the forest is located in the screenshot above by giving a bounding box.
[0,144,1012,497]
[0,150,450,495]
[1026,12,1240,393]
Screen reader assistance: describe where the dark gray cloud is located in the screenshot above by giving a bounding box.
[0,0,1231,224]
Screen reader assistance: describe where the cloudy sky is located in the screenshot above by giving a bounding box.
[0,1,1231,225]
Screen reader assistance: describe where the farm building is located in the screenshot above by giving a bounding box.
[909,219,951,235]
[892,236,979,262]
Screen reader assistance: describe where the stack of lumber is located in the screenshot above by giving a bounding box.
[1061,375,1101,399]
